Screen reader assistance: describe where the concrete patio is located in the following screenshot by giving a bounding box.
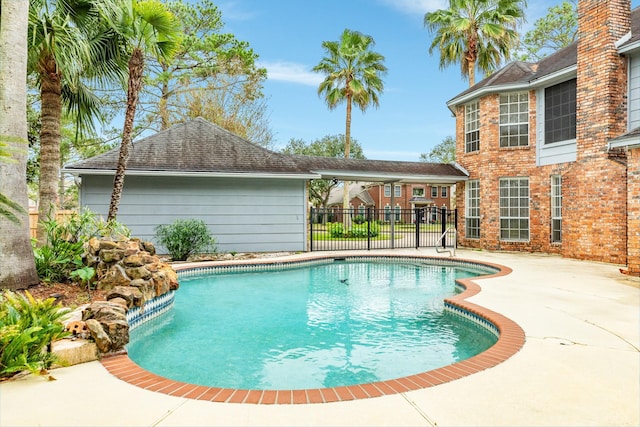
[1,249,638,426]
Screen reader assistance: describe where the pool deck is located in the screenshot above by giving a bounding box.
[1,249,639,426]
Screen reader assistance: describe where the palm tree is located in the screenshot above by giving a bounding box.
[104,0,181,221]
[312,29,386,218]
[28,0,127,243]
[0,0,40,290]
[425,0,526,86]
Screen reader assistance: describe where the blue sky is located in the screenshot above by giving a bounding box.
[216,0,639,161]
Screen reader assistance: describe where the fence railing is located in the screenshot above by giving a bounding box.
[309,207,457,252]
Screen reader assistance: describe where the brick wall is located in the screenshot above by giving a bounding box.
[454,0,632,267]
[562,0,629,263]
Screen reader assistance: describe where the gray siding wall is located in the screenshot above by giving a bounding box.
[535,87,577,166]
[79,175,308,254]
[629,54,640,130]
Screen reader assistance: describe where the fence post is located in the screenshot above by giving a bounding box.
[414,207,420,248]
[366,207,371,250]
[441,206,447,248]
[310,207,315,251]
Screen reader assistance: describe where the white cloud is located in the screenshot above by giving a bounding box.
[379,0,447,15]
[260,61,324,86]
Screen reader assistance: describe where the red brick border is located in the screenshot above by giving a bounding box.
[101,256,524,404]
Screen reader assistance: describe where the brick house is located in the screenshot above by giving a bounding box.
[328,182,452,221]
[449,0,639,275]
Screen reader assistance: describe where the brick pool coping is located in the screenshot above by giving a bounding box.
[101,254,525,405]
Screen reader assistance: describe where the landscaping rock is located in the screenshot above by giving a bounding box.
[85,319,112,353]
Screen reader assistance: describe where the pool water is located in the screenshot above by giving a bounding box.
[127,261,497,390]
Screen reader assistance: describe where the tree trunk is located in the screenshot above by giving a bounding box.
[0,0,40,290]
[342,95,353,227]
[108,48,145,221]
[36,53,62,244]
[159,61,170,130]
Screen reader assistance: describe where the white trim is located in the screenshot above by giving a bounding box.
[63,168,320,180]
[609,136,640,149]
[310,169,468,184]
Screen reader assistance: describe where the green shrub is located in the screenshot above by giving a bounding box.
[33,210,129,283]
[0,291,70,379]
[328,222,346,238]
[349,221,379,238]
[154,219,217,261]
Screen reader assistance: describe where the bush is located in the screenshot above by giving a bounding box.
[33,210,129,283]
[328,222,346,238]
[0,291,70,379]
[349,221,380,238]
[154,219,217,261]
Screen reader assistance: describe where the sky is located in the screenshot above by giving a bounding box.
[215,0,640,162]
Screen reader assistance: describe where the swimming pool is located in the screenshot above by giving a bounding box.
[127,257,500,390]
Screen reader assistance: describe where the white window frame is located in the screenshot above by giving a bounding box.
[431,186,438,198]
[384,184,391,197]
[441,186,448,198]
[465,180,480,239]
[465,101,480,153]
[499,177,530,241]
[499,92,529,147]
[551,175,562,243]
[412,187,425,197]
[394,185,401,197]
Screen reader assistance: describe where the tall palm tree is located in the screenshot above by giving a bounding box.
[0,0,40,290]
[28,0,127,243]
[312,29,386,217]
[104,0,181,221]
[425,0,526,86]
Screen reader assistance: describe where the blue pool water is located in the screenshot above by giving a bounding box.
[127,260,497,390]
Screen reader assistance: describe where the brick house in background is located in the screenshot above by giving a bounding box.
[327,182,451,222]
[448,0,639,275]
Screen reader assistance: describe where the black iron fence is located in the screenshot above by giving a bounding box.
[309,207,457,251]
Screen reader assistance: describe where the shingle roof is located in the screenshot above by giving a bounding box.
[617,7,640,50]
[449,5,640,107]
[66,118,468,183]
[292,154,467,180]
[66,117,310,175]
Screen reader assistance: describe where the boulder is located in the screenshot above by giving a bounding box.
[85,319,112,353]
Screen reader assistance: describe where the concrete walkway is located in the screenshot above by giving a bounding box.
[1,249,638,426]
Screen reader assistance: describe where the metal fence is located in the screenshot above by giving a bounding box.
[309,207,457,251]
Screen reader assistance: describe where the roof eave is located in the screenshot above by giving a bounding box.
[446,65,577,112]
[608,136,640,150]
[63,168,320,180]
[310,169,468,184]
[618,40,640,55]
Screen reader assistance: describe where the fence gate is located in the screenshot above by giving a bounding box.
[309,207,457,251]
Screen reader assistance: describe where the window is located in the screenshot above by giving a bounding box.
[358,205,365,216]
[441,186,448,198]
[412,187,425,197]
[465,180,480,238]
[431,186,438,198]
[499,93,529,147]
[384,184,391,197]
[465,101,480,152]
[544,79,576,144]
[499,178,529,241]
[395,205,401,221]
[395,185,401,197]
[551,175,562,243]
[384,205,390,221]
